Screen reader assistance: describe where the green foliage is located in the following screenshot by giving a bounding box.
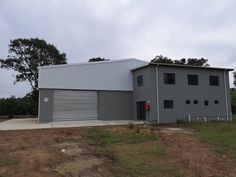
[151,55,174,64]
[231,90,236,114]
[0,90,38,116]
[0,38,66,116]
[176,119,188,124]
[185,58,209,66]
[151,55,209,66]
[234,114,236,122]
[85,128,156,145]
[0,38,67,90]
[88,57,110,62]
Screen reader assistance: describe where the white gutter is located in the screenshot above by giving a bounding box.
[223,71,229,121]
[155,67,160,124]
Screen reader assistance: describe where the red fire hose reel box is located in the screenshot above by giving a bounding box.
[144,104,150,111]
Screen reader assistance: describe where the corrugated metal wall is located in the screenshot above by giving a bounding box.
[52,90,97,121]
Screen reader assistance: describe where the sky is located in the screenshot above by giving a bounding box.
[0,0,236,98]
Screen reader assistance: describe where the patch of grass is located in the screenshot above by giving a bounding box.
[179,115,236,158]
[84,127,183,177]
[110,142,182,177]
[85,128,157,145]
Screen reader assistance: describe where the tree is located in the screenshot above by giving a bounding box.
[150,55,173,64]
[185,58,209,66]
[231,89,236,114]
[0,94,38,117]
[174,58,186,65]
[88,57,110,62]
[151,55,209,67]
[234,72,236,87]
[0,38,67,90]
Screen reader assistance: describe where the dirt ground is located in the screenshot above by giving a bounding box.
[0,126,235,177]
[0,128,96,177]
[157,128,236,177]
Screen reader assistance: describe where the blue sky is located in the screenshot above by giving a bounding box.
[0,0,235,97]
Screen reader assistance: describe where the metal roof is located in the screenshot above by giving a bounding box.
[131,63,234,71]
[38,58,147,69]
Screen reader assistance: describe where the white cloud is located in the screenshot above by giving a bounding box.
[0,0,235,97]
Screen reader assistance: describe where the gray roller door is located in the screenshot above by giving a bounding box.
[53,90,97,121]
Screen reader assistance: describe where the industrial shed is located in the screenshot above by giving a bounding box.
[38,58,233,123]
[38,59,147,123]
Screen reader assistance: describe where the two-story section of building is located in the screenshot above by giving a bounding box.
[132,63,233,123]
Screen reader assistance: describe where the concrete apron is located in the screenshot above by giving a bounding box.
[0,118,145,131]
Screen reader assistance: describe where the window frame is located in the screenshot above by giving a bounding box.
[187,74,199,85]
[137,75,143,87]
[186,100,191,104]
[164,100,174,109]
[209,76,219,86]
[164,73,176,85]
[204,100,209,106]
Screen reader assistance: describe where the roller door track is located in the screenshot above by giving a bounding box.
[53,90,97,122]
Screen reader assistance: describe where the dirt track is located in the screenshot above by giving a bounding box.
[0,127,235,177]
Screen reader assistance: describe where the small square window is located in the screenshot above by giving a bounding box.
[214,100,219,104]
[164,73,175,85]
[204,100,209,106]
[137,75,143,87]
[164,100,174,109]
[186,100,190,104]
[194,100,198,104]
[209,76,219,86]
[188,74,199,85]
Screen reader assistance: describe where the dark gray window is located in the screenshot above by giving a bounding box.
[214,100,219,104]
[209,76,219,86]
[194,100,198,104]
[137,75,143,87]
[204,100,209,106]
[164,73,175,85]
[164,100,174,109]
[186,100,190,104]
[188,74,198,85]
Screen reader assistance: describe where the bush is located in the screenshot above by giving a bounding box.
[0,90,38,117]
[176,119,188,124]
[231,91,236,114]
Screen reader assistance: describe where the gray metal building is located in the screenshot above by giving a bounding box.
[38,59,233,123]
[132,63,233,123]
